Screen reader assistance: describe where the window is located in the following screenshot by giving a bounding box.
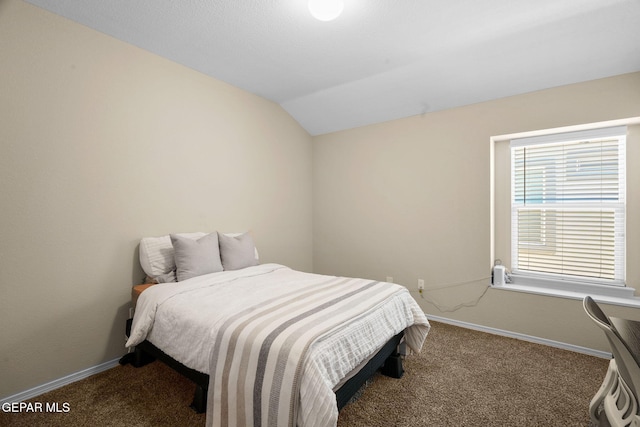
[510,126,626,286]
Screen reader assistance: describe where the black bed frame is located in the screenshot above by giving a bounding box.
[120,318,404,413]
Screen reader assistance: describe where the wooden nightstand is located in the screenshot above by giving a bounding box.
[132,283,156,307]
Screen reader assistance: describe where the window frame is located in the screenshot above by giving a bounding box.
[489,122,638,303]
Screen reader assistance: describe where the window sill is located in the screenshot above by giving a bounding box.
[491,277,640,308]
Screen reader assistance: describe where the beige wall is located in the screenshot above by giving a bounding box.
[313,72,640,352]
[3,0,640,403]
[0,1,312,398]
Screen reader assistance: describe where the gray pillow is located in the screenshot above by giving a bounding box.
[170,232,223,281]
[218,232,259,271]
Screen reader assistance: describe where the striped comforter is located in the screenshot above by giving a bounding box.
[126,264,429,427]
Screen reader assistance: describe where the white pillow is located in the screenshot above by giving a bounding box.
[139,231,259,279]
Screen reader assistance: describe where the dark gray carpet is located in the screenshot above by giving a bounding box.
[0,321,607,426]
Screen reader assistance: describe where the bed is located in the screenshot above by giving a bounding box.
[123,232,430,427]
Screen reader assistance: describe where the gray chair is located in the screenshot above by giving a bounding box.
[583,296,640,427]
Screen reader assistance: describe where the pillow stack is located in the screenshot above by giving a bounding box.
[139,231,259,283]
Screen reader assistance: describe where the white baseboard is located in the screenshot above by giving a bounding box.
[426,314,612,360]
[0,358,121,405]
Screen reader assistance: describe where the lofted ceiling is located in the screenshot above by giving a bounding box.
[25,0,640,136]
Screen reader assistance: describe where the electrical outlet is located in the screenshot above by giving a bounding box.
[386,276,394,283]
[418,279,425,290]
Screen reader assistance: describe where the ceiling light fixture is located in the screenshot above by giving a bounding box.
[308,0,344,21]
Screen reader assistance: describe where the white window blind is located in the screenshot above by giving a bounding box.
[510,126,626,285]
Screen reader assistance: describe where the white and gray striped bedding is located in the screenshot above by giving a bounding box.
[126,263,430,427]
